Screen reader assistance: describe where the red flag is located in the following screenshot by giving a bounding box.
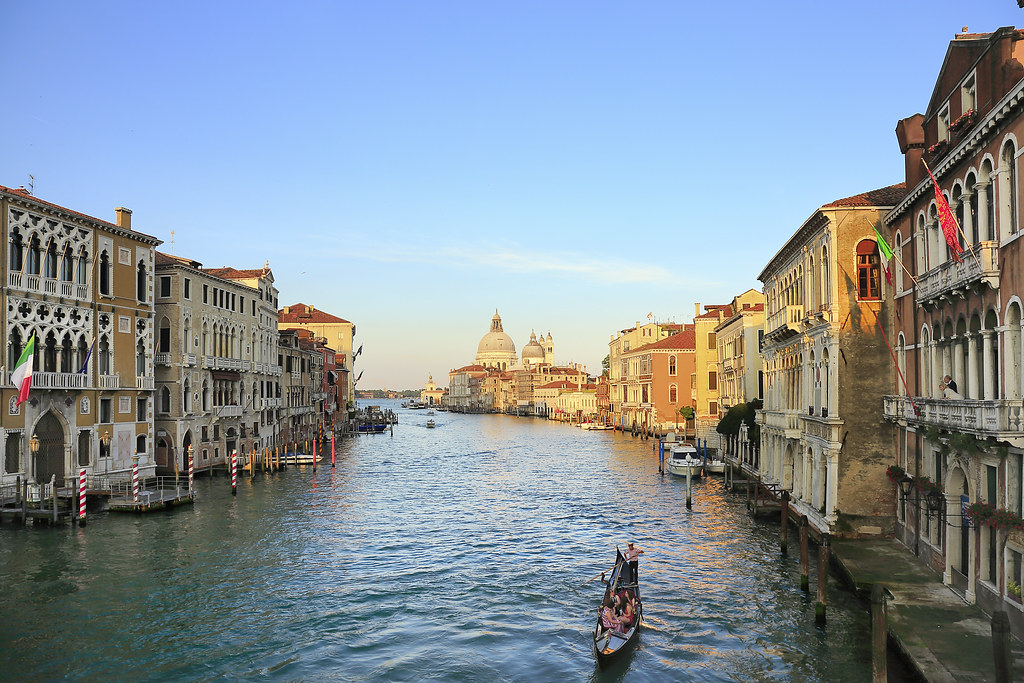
[925,164,963,263]
[883,263,893,286]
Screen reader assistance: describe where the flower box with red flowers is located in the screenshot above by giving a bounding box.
[886,464,907,483]
[949,109,977,133]
[927,139,948,157]
[965,501,1024,531]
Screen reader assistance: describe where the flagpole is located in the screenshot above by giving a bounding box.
[922,159,983,271]
[868,219,918,286]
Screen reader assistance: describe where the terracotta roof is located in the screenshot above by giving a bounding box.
[1,184,161,245]
[206,266,269,280]
[537,380,577,390]
[823,183,907,208]
[155,251,202,268]
[696,305,733,320]
[279,303,351,324]
[636,329,696,352]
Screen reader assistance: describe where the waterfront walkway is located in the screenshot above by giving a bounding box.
[831,537,1024,682]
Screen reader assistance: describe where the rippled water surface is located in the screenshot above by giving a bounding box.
[1,401,897,681]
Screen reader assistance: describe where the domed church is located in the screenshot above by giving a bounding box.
[475,310,518,370]
[522,330,549,367]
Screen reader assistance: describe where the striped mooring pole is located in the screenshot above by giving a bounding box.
[331,433,336,468]
[231,449,238,495]
[188,450,194,495]
[132,454,140,504]
[78,468,87,526]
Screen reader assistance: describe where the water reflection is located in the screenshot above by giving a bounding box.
[0,401,898,681]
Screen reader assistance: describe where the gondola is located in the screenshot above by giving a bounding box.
[593,547,643,662]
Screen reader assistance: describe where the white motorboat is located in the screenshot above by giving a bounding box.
[703,454,727,475]
[666,443,702,478]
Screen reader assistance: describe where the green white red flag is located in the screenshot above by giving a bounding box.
[11,332,36,407]
[924,164,963,263]
[872,223,894,286]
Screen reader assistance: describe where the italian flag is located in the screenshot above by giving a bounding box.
[11,333,35,407]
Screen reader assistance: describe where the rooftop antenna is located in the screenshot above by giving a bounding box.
[169,230,175,254]
[27,175,34,195]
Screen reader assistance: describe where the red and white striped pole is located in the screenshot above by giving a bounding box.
[312,437,317,472]
[132,454,140,504]
[231,449,237,495]
[331,433,336,468]
[78,468,87,527]
[188,447,194,496]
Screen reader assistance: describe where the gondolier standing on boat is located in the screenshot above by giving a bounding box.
[624,542,644,580]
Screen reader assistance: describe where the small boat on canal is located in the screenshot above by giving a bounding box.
[593,547,643,662]
[280,451,321,466]
[426,419,435,428]
[666,442,703,478]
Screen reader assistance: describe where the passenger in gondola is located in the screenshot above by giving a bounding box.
[619,596,636,631]
[601,599,623,636]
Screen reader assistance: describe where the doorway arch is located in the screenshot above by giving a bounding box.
[33,411,66,485]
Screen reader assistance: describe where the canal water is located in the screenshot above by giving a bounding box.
[1,400,904,681]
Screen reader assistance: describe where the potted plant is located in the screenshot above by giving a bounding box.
[886,464,906,483]
[949,108,977,133]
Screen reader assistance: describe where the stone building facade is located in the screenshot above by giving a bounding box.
[758,183,905,537]
[882,27,1024,629]
[153,253,281,473]
[2,187,160,485]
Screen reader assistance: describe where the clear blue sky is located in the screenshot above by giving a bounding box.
[3,2,1021,389]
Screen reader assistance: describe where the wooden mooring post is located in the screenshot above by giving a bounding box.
[799,515,810,591]
[815,533,829,623]
[992,609,1011,683]
[685,469,693,509]
[780,491,790,555]
[871,584,887,683]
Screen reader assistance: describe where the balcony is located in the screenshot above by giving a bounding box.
[721,357,734,371]
[290,370,301,382]
[32,372,89,390]
[8,271,91,301]
[217,405,243,418]
[884,394,1024,442]
[154,353,172,366]
[262,397,283,409]
[203,356,243,371]
[98,374,120,390]
[268,365,283,376]
[242,360,251,372]
[760,409,803,438]
[764,305,804,342]
[917,241,999,308]
[182,353,197,367]
[136,376,155,391]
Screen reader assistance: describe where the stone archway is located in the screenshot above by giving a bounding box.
[33,411,66,485]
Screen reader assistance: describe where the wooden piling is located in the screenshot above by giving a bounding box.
[992,609,1011,683]
[871,584,887,683]
[780,491,790,554]
[816,533,829,623]
[685,469,692,509]
[799,515,809,591]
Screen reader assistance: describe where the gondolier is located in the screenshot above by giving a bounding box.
[624,542,644,580]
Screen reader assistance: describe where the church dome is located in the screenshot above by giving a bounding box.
[475,310,518,370]
[477,312,516,355]
[522,330,545,361]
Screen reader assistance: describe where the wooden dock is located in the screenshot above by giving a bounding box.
[107,487,194,513]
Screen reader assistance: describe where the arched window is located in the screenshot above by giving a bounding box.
[43,331,58,372]
[821,246,830,305]
[99,250,111,295]
[136,435,147,454]
[1001,141,1018,238]
[981,159,995,240]
[27,235,41,275]
[60,244,74,281]
[76,248,89,285]
[158,317,171,353]
[160,386,171,413]
[7,328,23,371]
[856,240,881,300]
[136,339,146,376]
[137,261,147,302]
[668,355,677,376]
[202,380,210,411]
[44,241,57,278]
[669,384,678,403]
[98,336,111,375]
[9,229,23,271]
[894,231,904,295]
[183,379,191,413]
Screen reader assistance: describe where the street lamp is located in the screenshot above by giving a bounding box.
[100,429,111,475]
[29,434,39,482]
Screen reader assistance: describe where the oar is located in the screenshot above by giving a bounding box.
[580,560,626,586]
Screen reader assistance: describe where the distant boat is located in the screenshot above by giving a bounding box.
[426,419,435,428]
[280,452,321,466]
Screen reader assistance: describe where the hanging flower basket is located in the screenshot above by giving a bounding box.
[915,475,943,496]
[966,501,1024,531]
[927,139,948,157]
[949,108,977,133]
[886,464,906,483]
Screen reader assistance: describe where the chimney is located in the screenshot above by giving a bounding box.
[694,302,702,317]
[115,207,132,230]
